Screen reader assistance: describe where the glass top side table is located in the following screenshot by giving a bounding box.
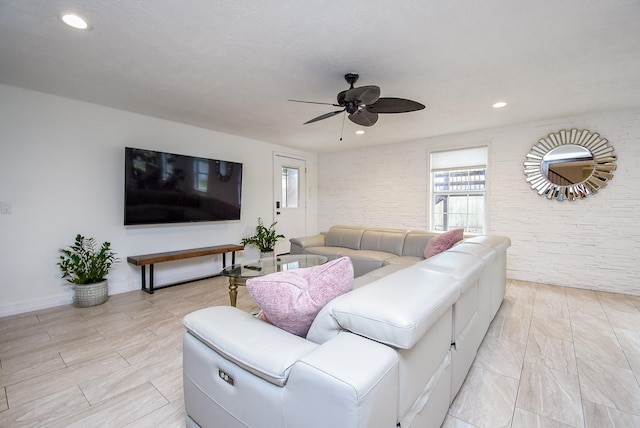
[220,254,328,306]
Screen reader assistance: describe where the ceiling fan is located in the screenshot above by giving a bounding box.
[290,73,425,127]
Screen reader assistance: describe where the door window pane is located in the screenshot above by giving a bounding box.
[281,167,299,208]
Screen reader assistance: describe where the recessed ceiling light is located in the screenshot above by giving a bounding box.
[492,101,507,109]
[61,14,89,30]
[355,130,365,135]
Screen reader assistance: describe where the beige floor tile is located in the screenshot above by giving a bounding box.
[533,298,570,320]
[487,314,530,344]
[535,284,567,302]
[577,357,640,415]
[605,308,640,332]
[0,313,40,335]
[516,361,583,427]
[0,385,89,427]
[0,349,67,386]
[6,353,130,407]
[117,333,182,367]
[629,353,640,383]
[151,366,184,403]
[79,351,182,405]
[0,331,51,359]
[496,299,533,321]
[472,335,526,379]
[0,386,7,412]
[614,327,640,357]
[505,280,538,304]
[441,414,478,427]
[525,333,577,375]
[573,329,629,369]
[512,408,576,428]
[121,398,186,428]
[570,310,616,337]
[448,366,518,428]
[52,382,169,428]
[530,313,573,341]
[582,400,640,428]
[566,294,606,318]
[597,292,638,313]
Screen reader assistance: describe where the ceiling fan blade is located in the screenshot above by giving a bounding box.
[344,85,381,105]
[348,109,378,127]
[289,99,340,106]
[366,97,425,114]
[303,109,344,125]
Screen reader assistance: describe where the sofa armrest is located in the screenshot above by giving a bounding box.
[289,233,326,254]
[183,306,317,386]
[286,332,399,428]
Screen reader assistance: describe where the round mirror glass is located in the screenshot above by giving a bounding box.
[523,129,617,201]
[541,144,595,186]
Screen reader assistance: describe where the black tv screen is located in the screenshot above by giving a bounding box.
[124,147,243,225]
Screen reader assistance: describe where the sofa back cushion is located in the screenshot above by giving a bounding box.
[359,228,407,255]
[402,231,437,257]
[324,226,365,250]
[307,266,460,348]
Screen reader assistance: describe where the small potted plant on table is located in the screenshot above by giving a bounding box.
[58,234,118,307]
[241,218,285,258]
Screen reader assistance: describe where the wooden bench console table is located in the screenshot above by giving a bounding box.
[127,244,244,294]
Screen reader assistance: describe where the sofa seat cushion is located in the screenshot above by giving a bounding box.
[342,249,397,277]
[302,246,352,260]
[384,255,424,266]
[246,257,354,337]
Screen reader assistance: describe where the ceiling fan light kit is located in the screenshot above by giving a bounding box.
[291,73,425,128]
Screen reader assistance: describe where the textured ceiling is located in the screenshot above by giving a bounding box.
[1,1,639,153]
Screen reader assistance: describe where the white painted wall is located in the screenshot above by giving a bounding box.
[0,84,318,316]
[319,109,640,296]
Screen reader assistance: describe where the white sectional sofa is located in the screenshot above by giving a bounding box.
[182,226,510,428]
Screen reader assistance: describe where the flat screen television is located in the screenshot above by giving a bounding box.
[124,147,243,225]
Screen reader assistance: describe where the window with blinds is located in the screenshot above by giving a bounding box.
[430,147,488,234]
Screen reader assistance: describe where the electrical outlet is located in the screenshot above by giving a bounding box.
[1,201,12,214]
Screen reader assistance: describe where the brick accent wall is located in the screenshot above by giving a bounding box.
[319,108,640,295]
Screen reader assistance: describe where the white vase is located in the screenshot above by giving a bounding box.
[73,280,109,307]
[260,251,274,259]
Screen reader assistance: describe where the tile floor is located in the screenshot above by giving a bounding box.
[1,278,639,427]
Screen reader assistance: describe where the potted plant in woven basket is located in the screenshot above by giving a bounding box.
[241,218,285,258]
[58,234,118,307]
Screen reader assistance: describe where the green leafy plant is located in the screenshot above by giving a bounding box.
[58,234,118,285]
[241,218,285,252]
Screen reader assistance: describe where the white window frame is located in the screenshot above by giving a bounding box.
[429,146,488,234]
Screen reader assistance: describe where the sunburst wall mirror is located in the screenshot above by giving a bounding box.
[523,129,617,201]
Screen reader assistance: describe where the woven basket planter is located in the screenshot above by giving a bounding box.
[73,280,109,307]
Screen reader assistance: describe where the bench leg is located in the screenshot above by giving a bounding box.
[141,265,155,294]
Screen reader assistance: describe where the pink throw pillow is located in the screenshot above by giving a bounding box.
[424,229,464,258]
[246,257,354,337]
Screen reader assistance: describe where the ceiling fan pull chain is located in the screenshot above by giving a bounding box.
[339,112,346,141]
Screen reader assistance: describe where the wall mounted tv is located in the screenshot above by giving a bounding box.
[124,147,243,225]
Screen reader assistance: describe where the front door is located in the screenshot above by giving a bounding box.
[273,154,307,256]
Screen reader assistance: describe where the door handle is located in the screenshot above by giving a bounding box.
[276,201,281,209]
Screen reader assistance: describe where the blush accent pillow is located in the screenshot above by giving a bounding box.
[246,257,354,337]
[424,229,464,258]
